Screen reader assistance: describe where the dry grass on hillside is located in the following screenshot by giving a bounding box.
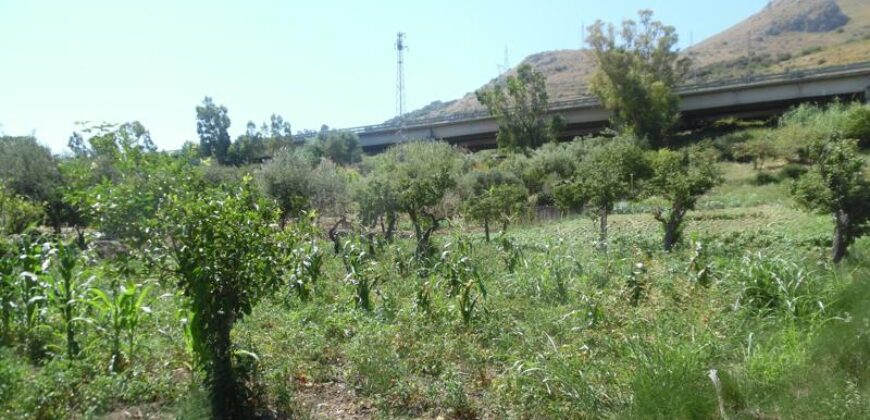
[401,0,870,122]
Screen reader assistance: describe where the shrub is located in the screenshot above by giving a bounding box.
[0,186,43,235]
[792,137,870,262]
[753,171,780,185]
[151,179,289,418]
[777,163,808,180]
[844,104,870,148]
[646,147,723,251]
[255,147,318,222]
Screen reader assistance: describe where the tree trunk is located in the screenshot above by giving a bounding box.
[663,207,685,252]
[328,216,347,254]
[385,212,397,242]
[409,210,422,245]
[484,219,490,242]
[832,209,850,263]
[210,314,245,420]
[598,206,608,252]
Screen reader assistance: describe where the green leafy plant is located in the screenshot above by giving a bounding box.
[151,178,286,418]
[792,137,870,263]
[44,242,90,360]
[341,237,379,312]
[647,147,723,251]
[497,236,526,274]
[733,253,826,320]
[476,63,563,151]
[87,278,153,372]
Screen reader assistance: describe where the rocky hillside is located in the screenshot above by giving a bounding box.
[395,0,870,123]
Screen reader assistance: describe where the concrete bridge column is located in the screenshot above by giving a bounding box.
[865,86,870,103]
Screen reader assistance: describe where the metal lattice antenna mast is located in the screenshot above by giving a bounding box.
[395,32,407,118]
[497,45,509,75]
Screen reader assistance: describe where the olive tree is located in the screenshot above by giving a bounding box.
[310,130,363,166]
[646,147,723,251]
[554,137,650,250]
[792,137,870,263]
[461,168,528,241]
[255,147,319,223]
[364,141,461,255]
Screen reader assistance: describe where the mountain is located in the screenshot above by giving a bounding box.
[395,0,870,123]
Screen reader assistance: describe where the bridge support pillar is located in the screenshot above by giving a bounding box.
[865,86,870,103]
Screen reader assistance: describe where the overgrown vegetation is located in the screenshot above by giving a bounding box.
[1,9,869,418]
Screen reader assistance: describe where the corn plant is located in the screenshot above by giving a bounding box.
[686,241,713,286]
[436,234,486,324]
[87,278,153,373]
[540,239,581,303]
[285,242,323,303]
[733,253,825,320]
[626,262,648,306]
[497,236,526,274]
[44,241,91,360]
[12,236,51,358]
[282,212,325,302]
[416,275,434,314]
[0,244,15,344]
[458,274,486,325]
[436,236,478,297]
[342,238,379,311]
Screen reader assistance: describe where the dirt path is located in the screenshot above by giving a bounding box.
[294,380,375,419]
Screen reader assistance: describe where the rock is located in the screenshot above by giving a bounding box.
[766,0,849,36]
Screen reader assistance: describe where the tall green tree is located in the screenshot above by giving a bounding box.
[0,136,67,232]
[227,121,266,165]
[587,10,689,148]
[310,130,363,165]
[554,137,650,250]
[265,113,294,155]
[792,137,870,263]
[196,97,232,163]
[646,147,723,251]
[476,64,563,152]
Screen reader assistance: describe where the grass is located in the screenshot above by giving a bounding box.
[1,160,869,418]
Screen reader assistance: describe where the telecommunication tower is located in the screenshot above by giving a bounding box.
[395,32,407,118]
[497,46,510,75]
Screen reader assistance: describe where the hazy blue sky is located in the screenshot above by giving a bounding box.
[1,0,767,152]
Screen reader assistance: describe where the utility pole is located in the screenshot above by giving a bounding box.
[395,32,407,119]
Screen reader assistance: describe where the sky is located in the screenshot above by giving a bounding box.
[0,0,768,152]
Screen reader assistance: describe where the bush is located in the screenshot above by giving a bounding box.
[151,179,289,419]
[255,147,319,222]
[777,163,808,180]
[844,104,870,148]
[0,188,43,235]
[753,172,780,185]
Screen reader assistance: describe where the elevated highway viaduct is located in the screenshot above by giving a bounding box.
[325,62,870,152]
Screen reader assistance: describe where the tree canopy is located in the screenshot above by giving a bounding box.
[196,97,232,163]
[476,64,563,152]
[587,10,689,148]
